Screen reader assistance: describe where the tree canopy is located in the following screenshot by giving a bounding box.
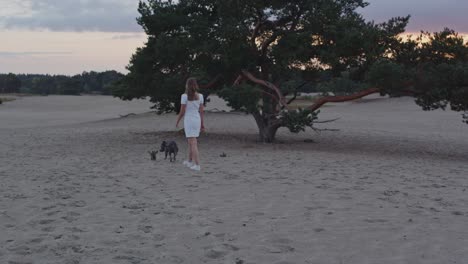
[114,0,468,142]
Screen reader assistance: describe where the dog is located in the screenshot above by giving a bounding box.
[160,141,178,162]
[148,150,158,160]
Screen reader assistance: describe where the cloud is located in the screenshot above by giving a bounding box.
[0,0,142,32]
[0,51,73,58]
[1,0,467,34]
[361,0,468,33]
[111,33,146,40]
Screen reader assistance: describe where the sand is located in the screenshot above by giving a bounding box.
[1,95,467,264]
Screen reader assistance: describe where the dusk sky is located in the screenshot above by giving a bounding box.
[1,0,467,75]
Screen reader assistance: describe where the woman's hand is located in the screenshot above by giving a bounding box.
[176,104,186,129]
[201,124,205,132]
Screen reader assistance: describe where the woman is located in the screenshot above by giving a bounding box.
[176,78,205,171]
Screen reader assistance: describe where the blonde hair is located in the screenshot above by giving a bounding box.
[185,77,199,101]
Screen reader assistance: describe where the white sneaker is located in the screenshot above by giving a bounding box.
[183,160,193,167]
[190,164,201,171]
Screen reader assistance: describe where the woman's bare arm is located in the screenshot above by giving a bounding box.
[199,103,205,131]
[176,104,186,128]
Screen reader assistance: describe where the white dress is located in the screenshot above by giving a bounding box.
[181,93,204,138]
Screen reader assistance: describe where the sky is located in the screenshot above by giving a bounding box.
[0,0,467,75]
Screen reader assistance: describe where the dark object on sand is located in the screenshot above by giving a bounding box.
[160,141,178,162]
[120,113,136,118]
[148,151,158,160]
[235,258,244,264]
[220,152,227,157]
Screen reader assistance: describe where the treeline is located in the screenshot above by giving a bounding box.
[0,71,124,95]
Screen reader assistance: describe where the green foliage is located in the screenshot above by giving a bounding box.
[317,72,369,96]
[389,29,468,116]
[280,108,319,133]
[413,62,468,111]
[366,61,409,95]
[218,84,262,113]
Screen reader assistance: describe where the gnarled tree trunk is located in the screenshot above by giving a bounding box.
[253,111,281,143]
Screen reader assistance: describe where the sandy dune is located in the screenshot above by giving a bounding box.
[1,95,467,264]
[0,95,154,129]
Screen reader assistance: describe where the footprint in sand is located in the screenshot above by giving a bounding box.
[205,249,228,259]
[66,227,86,233]
[224,174,240,180]
[122,201,148,210]
[222,244,240,251]
[364,219,389,223]
[113,255,146,264]
[7,261,33,264]
[41,226,56,232]
[69,200,87,208]
[203,243,240,261]
[163,255,184,264]
[38,219,55,225]
[62,211,81,223]
[41,205,57,211]
[138,225,153,234]
[27,238,44,244]
[7,244,32,256]
[45,210,61,217]
[153,234,165,241]
[452,211,464,216]
[262,237,295,254]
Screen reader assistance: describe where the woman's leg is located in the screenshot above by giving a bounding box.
[191,138,200,165]
[187,138,193,162]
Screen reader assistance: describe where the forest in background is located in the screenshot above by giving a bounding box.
[0,71,123,95]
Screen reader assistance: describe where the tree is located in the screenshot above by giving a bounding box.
[0,73,22,93]
[116,0,468,142]
[56,76,82,95]
[99,71,124,95]
[31,75,56,95]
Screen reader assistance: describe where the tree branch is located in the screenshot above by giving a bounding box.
[307,88,381,112]
[287,81,309,104]
[199,75,222,89]
[259,12,301,56]
[251,21,262,47]
[233,75,244,86]
[240,70,288,107]
[260,31,283,56]
[314,118,340,123]
[287,91,299,105]
[233,74,279,103]
[261,90,281,103]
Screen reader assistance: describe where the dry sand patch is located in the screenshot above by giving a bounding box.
[1,95,467,263]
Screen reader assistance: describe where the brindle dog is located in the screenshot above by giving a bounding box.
[160,141,178,162]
